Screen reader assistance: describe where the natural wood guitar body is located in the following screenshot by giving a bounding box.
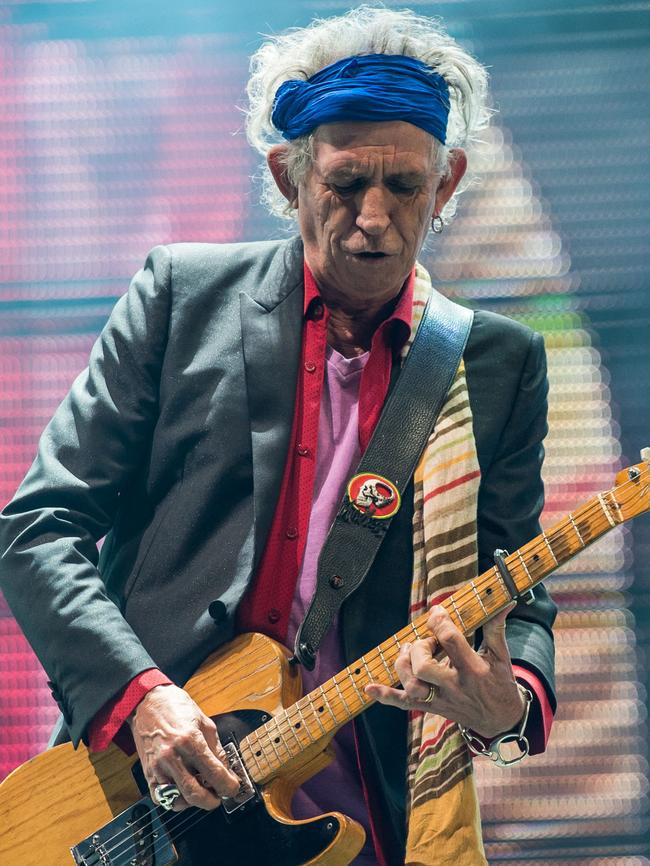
[0,633,366,866]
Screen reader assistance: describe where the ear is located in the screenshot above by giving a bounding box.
[433,147,467,216]
[267,145,299,209]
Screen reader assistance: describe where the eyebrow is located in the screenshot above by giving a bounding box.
[386,170,427,183]
[325,168,427,183]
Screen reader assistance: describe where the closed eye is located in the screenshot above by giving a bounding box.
[329,177,421,197]
[388,182,418,195]
[331,180,366,195]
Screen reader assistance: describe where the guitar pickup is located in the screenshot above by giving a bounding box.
[221,740,258,816]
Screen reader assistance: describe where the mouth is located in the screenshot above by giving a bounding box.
[352,251,389,260]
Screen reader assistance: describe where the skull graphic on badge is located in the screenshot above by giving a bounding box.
[347,472,401,519]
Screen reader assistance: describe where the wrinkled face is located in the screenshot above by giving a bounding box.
[296,120,444,305]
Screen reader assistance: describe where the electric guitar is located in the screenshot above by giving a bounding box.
[1,452,649,866]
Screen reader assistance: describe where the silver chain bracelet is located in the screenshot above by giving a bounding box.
[458,683,533,767]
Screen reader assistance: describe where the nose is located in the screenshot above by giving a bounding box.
[355,185,391,237]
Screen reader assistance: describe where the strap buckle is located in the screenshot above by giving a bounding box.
[290,640,316,671]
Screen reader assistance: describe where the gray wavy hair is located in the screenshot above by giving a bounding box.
[246,6,491,223]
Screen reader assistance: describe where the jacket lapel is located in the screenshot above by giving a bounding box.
[240,236,304,566]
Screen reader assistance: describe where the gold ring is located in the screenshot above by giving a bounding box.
[423,683,438,704]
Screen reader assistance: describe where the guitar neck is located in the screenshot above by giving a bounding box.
[239,469,644,785]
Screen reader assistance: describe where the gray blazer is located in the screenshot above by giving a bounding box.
[0,237,556,763]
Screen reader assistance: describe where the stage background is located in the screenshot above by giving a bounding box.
[1,1,649,862]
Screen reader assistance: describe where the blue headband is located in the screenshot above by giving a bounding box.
[271,54,450,144]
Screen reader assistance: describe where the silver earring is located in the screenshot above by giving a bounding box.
[431,214,444,234]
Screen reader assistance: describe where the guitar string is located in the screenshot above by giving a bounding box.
[97,497,622,865]
[93,475,645,862]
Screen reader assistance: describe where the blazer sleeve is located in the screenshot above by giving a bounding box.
[0,245,173,747]
[475,328,558,710]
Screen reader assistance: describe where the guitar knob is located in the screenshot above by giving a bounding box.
[641,447,650,463]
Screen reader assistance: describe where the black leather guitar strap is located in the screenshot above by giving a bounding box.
[293,290,474,669]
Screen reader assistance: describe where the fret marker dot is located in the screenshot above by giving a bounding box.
[355,668,361,675]
[318,706,324,713]
[486,587,493,596]
[295,722,301,729]
[255,750,261,757]
[533,554,540,561]
[274,737,280,744]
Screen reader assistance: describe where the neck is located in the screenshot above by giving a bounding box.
[320,285,404,357]
[325,302,393,356]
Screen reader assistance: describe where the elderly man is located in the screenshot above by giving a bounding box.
[0,7,556,866]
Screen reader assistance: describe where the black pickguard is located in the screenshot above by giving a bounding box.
[131,709,339,866]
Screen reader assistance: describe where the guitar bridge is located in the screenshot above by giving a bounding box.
[70,798,175,866]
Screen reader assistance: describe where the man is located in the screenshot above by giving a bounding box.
[0,8,556,865]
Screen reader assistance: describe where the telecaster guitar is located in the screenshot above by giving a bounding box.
[1,453,650,866]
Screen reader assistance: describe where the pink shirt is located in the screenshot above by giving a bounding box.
[286,346,377,865]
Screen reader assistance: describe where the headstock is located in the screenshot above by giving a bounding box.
[613,448,650,522]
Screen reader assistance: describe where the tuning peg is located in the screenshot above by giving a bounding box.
[641,447,650,463]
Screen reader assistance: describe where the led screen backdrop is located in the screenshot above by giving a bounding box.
[1,1,649,863]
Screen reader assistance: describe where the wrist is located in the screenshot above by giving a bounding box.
[497,682,528,737]
[459,683,533,767]
[127,682,173,729]
[473,681,527,740]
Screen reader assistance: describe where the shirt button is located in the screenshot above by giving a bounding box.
[304,361,316,373]
[311,302,324,320]
[268,608,281,624]
[286,526,298,539]
[297,444,310,457]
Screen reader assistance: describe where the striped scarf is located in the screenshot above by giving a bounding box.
[403,263,486,865]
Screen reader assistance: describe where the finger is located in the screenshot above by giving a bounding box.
[178,731,240,798]
[409,639,452,690]
[394,642,415,684]
[365,681,443,712]
[481,603,516,660]
[161,752,223,811]
[200,715,235,773]
[393,643,439,703]
[148,773,191,813]
[364,682,413,709]
[426,605,477,671]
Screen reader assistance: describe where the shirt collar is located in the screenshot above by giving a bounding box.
[302,261,414,350]
[303,261,326,317]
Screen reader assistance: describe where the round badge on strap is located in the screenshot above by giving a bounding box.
[347,473,401,519]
